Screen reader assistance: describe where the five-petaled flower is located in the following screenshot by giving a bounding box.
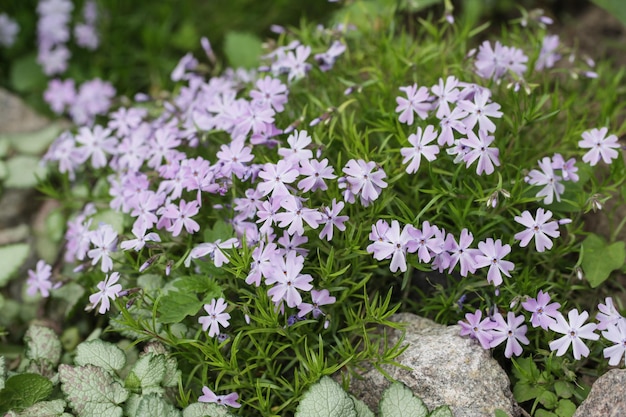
[514,208,560,252]
[578,127,620,166]
[474,238,514,286]
[198,386,241,408]
[199,297,231,338]
[521,290,561,330]
[458,309,497,349]
[89,272,123,314]
[549,309,599,360]
[489,311,529,358]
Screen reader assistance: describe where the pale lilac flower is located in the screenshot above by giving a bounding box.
[216,139,254,179]
[298,289,336,318]
[120,223,161,251]
[458,309,497,349]
[0,13,19,47]
[89,272,123,314]
[551,153,579,182]
[266,251,313,307]
[596,297,625,331]
[314,40,346,71]
[256,197,283,235]
[409,221,443,264]
[445,228,477,277]
[44,79,76,114]
[459,130,500,175]
[431,76,460,119]
[474,238,514,286]
[514,208,560,252]
[161,199,200,237]
[437,107,467,147]
[277,231,308,257]
[395,84,432,125]
[475,41,527,81]
[521,290,561,330]
[401,125,440,174]
[535,34,561,71]
[578,127,621,166]
[198,298,231,337]
[250,76,288,112]
[70,79,116,125]
[283,45,312,82]
[246,241,280,286]
[88,224,118,273]
[275,196,322,236]
[525,157,564,205]
[549,309,599,360]
[368,220,418,273]
[198,387,241,408]
[26,260,58,297]
[456,90,502,133]
[185,238,239,268]
[233,101,275,137]
[297,158,336,193]
[74,23,99,50]
[257,160,299,197]
[74,125,117,169]
[341,159,387,206]
[278,130,313,165]
[171,52,198,81]
[602,320,626,366]
[489,312,529,358]
[318,199,349,241]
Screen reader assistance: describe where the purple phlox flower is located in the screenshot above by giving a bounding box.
[431,76,460,119]
[246,241,280,286]
[297,158,336,193]
[395,83,432,125]
[180,157,221,202]
[602,319,626,366]
[160,199,200,237]
[401,125,440,174]
[514,208,560,252]
[596,297,625,331]
[341,159,387,206]
[521,289,561,330]
[456,90,502,133]
[579,127,621,166]
[250,123,282,147]
[108,107,147,138]
[525,156,564,205]
[535,34,561,71]
[171,52,198,81]
[408,221,443,264]
[234,188,265,220]
[257,160,299,198]
[284,44,312,82]
[489,312,529,358]
[298,289,336,318]
[275,195,322,236]
[198,387,241,408]
[185,238,239,268]
[314,40,346,71]
[475,41,528,81]
[64,215,93,262]
[129,190,164,230]
[69,79,115,125]
[458,309,497,350]
[278,130,313,165]
[459,129,500,175]
[233,100,275,138]
[120,222,161,252]
[549,309,599,360]
[551,153,579,182]
[250,76,289,112]
[429,227,451,273]
[0,13,19,47]
[256,197,283,235]
[26,260,60,297]
[266,251,313,307]
[74,23,99,50]
[445,228,478,277]
[474,238,514,286]
[198,297,231,337]
[74,125,117,169]
[42,131,82,180]
[44,79,76,114]
[446,139,471,164]
[115,133,150,172]
[87,223,118,272]
[147,127,181,169]
[319,198,349,241]
[368,220,418,273]
[368,219,391,246]
[277,231,308,257]
[38,44,70,76]
[437,106,467,147]
[216,138,254,179]
[89,272,123,314]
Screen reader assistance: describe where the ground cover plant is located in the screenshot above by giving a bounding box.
[1,0,626,416]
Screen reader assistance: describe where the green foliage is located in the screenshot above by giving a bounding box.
[223,32,263,69]
[591,0,626,28]
[579,233,626,287]
[0,373,53,413]
[0,244,30,287]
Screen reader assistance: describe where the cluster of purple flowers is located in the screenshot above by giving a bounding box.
[43,78,115,125]
[460,292,626,365]
[0,13,19,47]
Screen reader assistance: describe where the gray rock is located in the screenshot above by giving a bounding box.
[343,313,520,417]
[0,88,48,134]
[573,369,626,417]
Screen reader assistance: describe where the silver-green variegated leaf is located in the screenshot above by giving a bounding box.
[4,155,48,188]
[59,364,129,417]
[429,405,453,417]
[125,353,166,393]
[0,243,30,287]
[136,394,181,417]
[15,399,68,417]
[142,343,180,388]
[0,356,5,390]
[295,376,357,417]
[24,325,62,368]
[350,395,375,417]
[75,339,127,374]
[379,382,428,417]
[182,402,236,417]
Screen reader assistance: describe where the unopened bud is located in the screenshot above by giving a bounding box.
[575,266,584,281]
[165,260,173,276]
[558,218,572,225]
[139,255,159,272]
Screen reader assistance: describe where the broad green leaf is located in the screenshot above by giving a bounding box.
[89,212,125,235]
[203,220,234,243]
[24,324,62,367]
[3,124,63,155]
[429,405,453,417]
[136,394,181,417]
[157,291,203,324]
[223,31,263,69]
[182,402,236,417]
[350,395,375,417]
[126,353,166,392]
[554,399,576,417]
[4,155,48,188]
[592,0,626,27]
[9,54,47,93]
[379,382,428,417]
[174,275,222,295]
[553,381,573,399]
[580,233,626,287]
[0,243,30,287]
[513,382,544,403]
[171,20,199,51]
[494,410,509,417]
[75,340,126,374]
[0,160,7,180]
[0,140,9,157]
[51,282,85,317]
[535,409,558,417]
[59,364,129,417]
[538,390,558,410]
[295,376,357,417]
[137,274,163,292]
[16,399,67,417]
[0,373,53,413]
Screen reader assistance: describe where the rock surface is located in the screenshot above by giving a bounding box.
[344,313,520,417]
[573,369,626,417]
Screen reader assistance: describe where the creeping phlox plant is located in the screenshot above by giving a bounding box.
[21,2,626,416]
